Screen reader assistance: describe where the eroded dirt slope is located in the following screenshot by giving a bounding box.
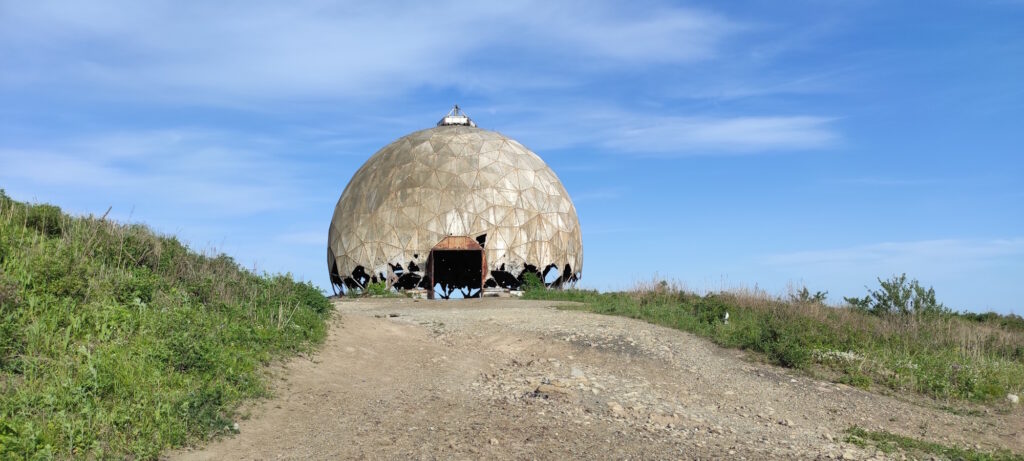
[170,298,1022,460]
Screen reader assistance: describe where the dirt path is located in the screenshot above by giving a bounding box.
[171,298,1022,460]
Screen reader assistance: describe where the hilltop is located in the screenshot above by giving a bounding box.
[0,191,332,459]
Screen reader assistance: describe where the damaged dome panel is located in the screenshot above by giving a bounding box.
[328,107,583,298]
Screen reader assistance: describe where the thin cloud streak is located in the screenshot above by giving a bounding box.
[765,238,1024,267]
[1,1,738,100]
[830,177,941,187]
[0,129,312,215]
[604,116,837,153]
[501,108,839,154]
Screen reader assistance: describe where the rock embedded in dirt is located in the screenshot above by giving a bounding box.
[607,401,627,418]
[535,383,573,397]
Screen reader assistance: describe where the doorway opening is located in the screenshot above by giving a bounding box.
[427,236,486,299]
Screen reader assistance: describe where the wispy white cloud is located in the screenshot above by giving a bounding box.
[668,67,857,101]
[830,177,941,187]
[0,129,310,215]
[1,2,841,156]
[765,238,1024,269]
[499,106,838,154]
[0,1,737,100]
[603,115,837,153]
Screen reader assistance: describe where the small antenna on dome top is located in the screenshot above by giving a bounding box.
[437,104,477,127]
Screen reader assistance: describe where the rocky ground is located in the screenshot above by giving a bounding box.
[170,298,1022,460]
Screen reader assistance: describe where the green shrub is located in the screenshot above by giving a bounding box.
[366,280,391,297]
[521,272,544,292]
[290,280,332,314]
[961,311,1024,332]
[844,273,950,316]
[789,286,828,304]
[25,204,64,237]
[840,373,872,389]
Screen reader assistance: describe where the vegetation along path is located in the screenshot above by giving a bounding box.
[173,298,1023,460]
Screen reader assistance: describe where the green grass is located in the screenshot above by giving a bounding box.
[0,191,333,459]
[844,426,1023,460]
[524,283,1024,404]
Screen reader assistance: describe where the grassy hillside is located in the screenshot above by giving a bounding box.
[0,191,332,459]
[525,281,1024,405]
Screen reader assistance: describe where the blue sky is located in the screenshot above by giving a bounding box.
[1,1,1022,313]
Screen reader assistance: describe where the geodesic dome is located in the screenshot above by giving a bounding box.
[327,107,582,296]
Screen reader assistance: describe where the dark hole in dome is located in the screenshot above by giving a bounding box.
[475,233,487,247]
[417,276,431,290]
[351,266,370,288]
[394,272,422,290]
[547,264,574,288]
[429,249,483,299]
[517,264,542,288]
[543,264,559,285]
[490,270,518,288]
[337,259,578,295]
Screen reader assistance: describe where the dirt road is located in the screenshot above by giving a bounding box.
[171,298,1022,460]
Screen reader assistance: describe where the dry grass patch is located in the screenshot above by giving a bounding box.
[525,280,1024,405]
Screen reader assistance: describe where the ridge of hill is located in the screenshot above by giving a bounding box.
[0,191,332,459]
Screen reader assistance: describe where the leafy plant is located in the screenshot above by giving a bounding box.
[25,203,64,237]
[521,272,545,292]
[789,286,827,304]
[366,280,391,297]
[844,273,950,316]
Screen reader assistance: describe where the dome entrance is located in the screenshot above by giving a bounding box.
[426,236,486,299]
